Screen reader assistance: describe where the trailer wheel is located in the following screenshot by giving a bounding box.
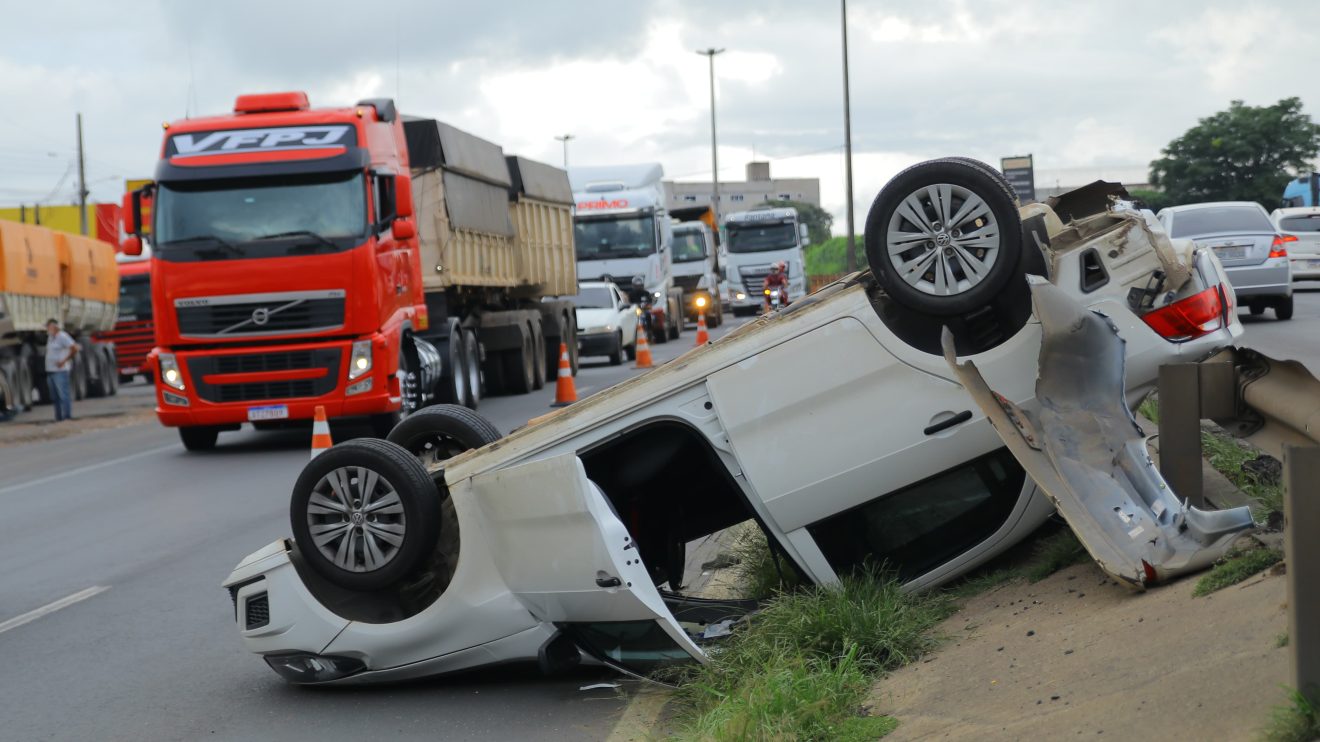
[87,351,109,398]
[0,369,15,420]
[530,320,546,391]
[440,320,468,407]
[502,324,536,394]
[290,438,440,592]
[15,346,35,411]
[865,158,1023,317]
[72,354,88,401]
[386,403,502,469]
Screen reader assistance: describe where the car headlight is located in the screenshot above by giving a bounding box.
[159,353,185,391]
[264,652,366,684]
[348,340,372,380]
[586,325,614,334]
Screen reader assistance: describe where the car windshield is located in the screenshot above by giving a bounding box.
[672,231,707,263]
[573,286,614,309]
[1169,206,1273,237]
[117,274,152,320]
[575,215,656,260]
[727,222,796,253]
[154,171,367,260]
[1280,214,1320,233]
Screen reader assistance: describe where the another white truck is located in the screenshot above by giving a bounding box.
[671,221,723,326]
[723,206,809,315]
[570,164,683,343]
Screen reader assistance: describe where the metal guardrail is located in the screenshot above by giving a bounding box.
[1155,348,1319,706]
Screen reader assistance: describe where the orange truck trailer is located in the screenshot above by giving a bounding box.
[0,220,121,418]
[121,92,577,450]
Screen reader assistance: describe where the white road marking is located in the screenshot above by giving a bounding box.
[0,586,111,635]
[0,443,177,496]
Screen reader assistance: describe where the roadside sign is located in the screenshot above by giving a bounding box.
[1000,155,1035,203]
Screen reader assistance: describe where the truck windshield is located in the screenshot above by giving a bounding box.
[575,215,655,260]
[117,274,152,320]
[727,222,796,253]
[672,231,707,263]
[154,171,367,260]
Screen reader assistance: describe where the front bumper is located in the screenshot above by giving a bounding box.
[1226,258,1291,297]
[577,331,620,357]
[154,336,398,427]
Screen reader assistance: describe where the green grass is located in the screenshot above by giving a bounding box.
[947,526,1090,598]
[729,524,801,598]
[1138,395,1160,424]
[1024,529,1089,582]
[1275,632,1290,649]
[668,569,951,741]
[1192,547,1282,597]
[1261,688,1320,742]
[804,236,868,276]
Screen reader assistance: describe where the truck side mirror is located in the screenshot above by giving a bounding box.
[122,191,140,235]
[799,223,810,243]
[121,235,143,256]
[395,176,413,219]
[391,218,416,241]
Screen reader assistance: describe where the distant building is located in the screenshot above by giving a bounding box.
[666,161,821,214]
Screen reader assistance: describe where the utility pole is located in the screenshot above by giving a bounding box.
[840,0,857,272]
[555,134,575,168]
[76,112,89,236]
[697,48,725,239]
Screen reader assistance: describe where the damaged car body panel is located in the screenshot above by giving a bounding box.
[222,162,1252,685]
[943,278,1256,588]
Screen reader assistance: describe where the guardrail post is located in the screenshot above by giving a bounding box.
[1158,363,1204,507]
[1283,445,1320,706]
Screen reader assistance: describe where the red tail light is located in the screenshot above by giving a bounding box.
[1270,234,1297,258]
[1142,286,1224,342]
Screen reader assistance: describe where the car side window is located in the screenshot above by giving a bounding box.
[806,448,1026,583]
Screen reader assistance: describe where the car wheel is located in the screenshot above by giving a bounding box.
[625,339,637,361]
[179,426,219,451]
[1276,296,1294,320]
[462,329,482,409]
[386,403,502,470]
[865,157,1023,317]
[608,331,624,366]
[290,438,439,592]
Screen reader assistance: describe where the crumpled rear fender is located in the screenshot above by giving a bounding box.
[942,276,1255,588]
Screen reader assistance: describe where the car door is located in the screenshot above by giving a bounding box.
[612,285,635,346]
[468,453,705,674]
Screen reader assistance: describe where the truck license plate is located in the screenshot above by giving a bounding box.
[247,404,289,421]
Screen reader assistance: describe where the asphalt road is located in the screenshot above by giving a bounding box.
[0,315,751,742]
[1236,284,1320,372]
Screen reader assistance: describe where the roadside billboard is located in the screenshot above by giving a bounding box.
[1000,155,1036,203]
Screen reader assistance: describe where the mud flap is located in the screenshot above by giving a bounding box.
[942,276,1255,588]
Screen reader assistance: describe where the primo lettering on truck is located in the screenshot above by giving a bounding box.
[167,125,355,157]
[577,198,630,210]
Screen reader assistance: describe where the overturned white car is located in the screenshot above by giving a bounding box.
[224,159,1252,684]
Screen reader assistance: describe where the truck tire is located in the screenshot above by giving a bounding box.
[865,158,1023,317]
[438,320,467,406]
[531,319,546,391]
[386,403,502,469]
[179,426,219,451]
[482,352,507,396]
[15,346,35,411]
[72,354,88,401]
[502,324,536,394]
[290,438,440,592]
[462,329,481,409]
[105,348,119,396]
[88,351,108,398]
[0,368,15,420]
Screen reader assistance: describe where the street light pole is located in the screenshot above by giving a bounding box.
[554,134,575,168]
[840,0,857,273]
[697,48,725,237]
[76,112,88,236]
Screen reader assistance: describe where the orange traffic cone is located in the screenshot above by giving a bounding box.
[550,343,577,407]
[694,312,709,346]
[633,318,654,369]
[311,405,333,459]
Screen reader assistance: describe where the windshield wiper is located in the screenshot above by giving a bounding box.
[166,234,244,256]
[254,230,338,251]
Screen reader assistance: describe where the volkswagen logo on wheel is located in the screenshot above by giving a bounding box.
[251,307,271,326]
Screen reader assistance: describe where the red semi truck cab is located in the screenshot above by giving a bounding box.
[122,92,430,450]
[96,258,154,381]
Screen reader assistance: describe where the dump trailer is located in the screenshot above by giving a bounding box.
[0,220,120,417]
[119,92,576,450]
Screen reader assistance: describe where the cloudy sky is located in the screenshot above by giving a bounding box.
[1,0,1317,233]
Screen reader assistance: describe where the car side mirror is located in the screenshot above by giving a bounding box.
[121,235,143,256]
[391,218,416,241]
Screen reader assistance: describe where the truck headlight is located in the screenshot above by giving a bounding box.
[694,295,708,308]
[653,291,663,300]
[736,292,747,300]
[348,340,372,380]
[159,353,185,391]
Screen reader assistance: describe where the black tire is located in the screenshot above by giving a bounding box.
[947,156,1019,203]
[386,403,502,470]
[106,352,119,396]
[179,426,219,451]
[290,438,440,591]
[625,338,637,361]
[1276,296,1295,320]
[72,354,88,401]
[398,337,423,417]
[530,320,547,391]
[119,373,135,385]
[669,297,682,339]
[502,325,535,394]
[483,351,507,396]
[15,345,34,411]
[1249,304,1265,316]
[608,331,624,366]
[462,329,481,409]
[865,158,1023,317]
[88,353,108,398]
[440,320,467,406]
[0,368,15,420]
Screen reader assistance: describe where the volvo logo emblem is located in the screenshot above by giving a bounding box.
[251,307,271,326]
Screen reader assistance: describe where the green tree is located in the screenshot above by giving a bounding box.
[1149,98,1320,208]
[763,199,833,245]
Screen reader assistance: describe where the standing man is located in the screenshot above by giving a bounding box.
[45,318,78,422]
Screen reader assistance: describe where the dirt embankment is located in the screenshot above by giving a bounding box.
[873,561,1289,740]
[0,383,157,447]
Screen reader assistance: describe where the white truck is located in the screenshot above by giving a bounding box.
[722,206,809,315]
[670,220,723,326]
[570,164,683,343]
